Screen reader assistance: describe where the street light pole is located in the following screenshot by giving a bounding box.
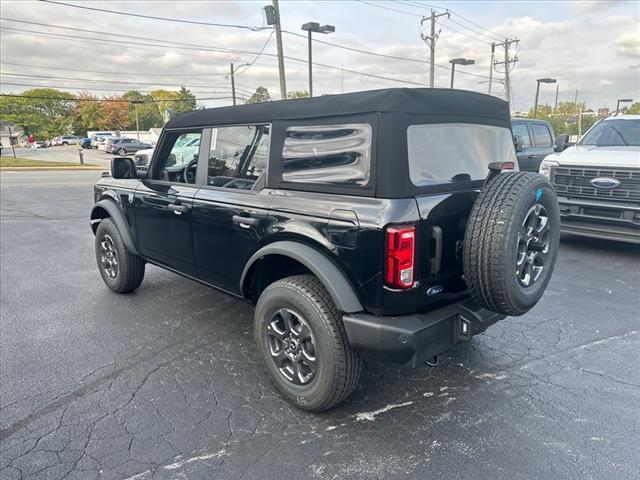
[301,22,335,97]
[616,98,633,115]
[533,78,557,118]
[131,100,143,140]
[449,58,475,89]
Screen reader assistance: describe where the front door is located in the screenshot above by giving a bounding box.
[134,130,204,276]
[191,124,273,293]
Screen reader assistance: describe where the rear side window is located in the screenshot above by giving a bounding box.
[531,124,552,147]
[511,123,531,148]
[407,123,517,185]
[281,123,372,186]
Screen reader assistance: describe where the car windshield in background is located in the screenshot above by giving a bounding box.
[579,118,640,147]
[407,123,517,185]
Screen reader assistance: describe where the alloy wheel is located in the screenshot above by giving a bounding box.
[266,308,317,385]
[516,204,550,287]
[99,234,119,279]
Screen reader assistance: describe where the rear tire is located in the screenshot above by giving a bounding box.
[254,275,362,412]
[463,172,559,316]
[118,148,126,156]
[95,218,145,293]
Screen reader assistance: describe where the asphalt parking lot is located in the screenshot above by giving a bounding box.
[1,170,639,480]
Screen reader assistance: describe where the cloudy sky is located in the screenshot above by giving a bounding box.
[0,0,638,112]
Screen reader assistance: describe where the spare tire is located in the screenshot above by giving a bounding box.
[463,171,559,316]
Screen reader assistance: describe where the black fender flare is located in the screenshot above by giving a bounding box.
[90,199,140,256]
[240,241,363,313]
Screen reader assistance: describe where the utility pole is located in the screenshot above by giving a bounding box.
[421,9,449,88]
[272,0,287,99]
[493,38,519,105]
[488,43,495,95]
[554,82,559,112]
[131,99,143,140]
[229,62,237,106]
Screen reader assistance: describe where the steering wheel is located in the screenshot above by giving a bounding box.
[183,158,198,184]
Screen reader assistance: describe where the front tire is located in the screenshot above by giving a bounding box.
[117,148,126,156]
[254,275,362,412]
[95,218,145,293]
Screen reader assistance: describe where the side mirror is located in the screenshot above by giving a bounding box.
[111,157,137,179]
[554,135,569,152]
[513,135,524,152]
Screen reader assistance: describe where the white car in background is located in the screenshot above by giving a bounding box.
[134,147,154,173]
[539,115,640,244]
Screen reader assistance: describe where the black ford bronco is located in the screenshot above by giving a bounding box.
[91,88,559,411]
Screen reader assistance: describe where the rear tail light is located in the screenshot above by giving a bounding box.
[385,225,416,289]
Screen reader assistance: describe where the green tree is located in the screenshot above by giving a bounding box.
[287,90,310,99]
[123,90,162,130]
[173,86,197,114]
[245,86,271,104]
[626,102,640,114]
[0,88,75,139]
[527,101,596,135]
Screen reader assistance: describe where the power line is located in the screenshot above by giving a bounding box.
[1,23,433,87]
[2,16,492,83]
[0,72,254,91]
[0,60,228,77]
[0,93,242,103]
[41,0,265,31]
[357,0,422,17]
[234,30,275,76]
[397,0,509,40]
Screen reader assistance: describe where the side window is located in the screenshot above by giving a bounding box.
[531,124,552,147]
[281,123,372,186]
[152,131,202,184]
[511,123,531,148]
[207,125,269,190]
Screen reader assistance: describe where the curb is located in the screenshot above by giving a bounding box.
[0,166,105,171]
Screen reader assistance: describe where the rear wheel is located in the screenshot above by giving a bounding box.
[95,218,145,293]
[117,148,126,156]
[463,172,559,316]
[254,275,362,412]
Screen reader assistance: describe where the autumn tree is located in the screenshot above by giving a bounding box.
[149,87,197,117]
[72,91,103,137]
[100,96,130,130]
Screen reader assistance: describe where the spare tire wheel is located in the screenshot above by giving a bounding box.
[463,171,559,316]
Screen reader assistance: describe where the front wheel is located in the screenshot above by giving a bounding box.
[254,275,362,412]
[95,218,145,293]
[117,148,126,156]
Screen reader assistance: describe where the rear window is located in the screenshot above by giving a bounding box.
[281,123,372,186]
[407,123,516,185]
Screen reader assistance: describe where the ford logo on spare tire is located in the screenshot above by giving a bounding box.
[590,177,621,190]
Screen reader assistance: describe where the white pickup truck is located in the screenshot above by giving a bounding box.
[539,115,640,244]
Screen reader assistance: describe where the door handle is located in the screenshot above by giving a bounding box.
[232,214,259,228]
[168,203,188,215]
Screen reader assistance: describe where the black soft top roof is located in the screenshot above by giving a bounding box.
[166,87,510,129]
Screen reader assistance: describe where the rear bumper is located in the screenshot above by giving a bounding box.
[559,197,640,244]
[342,300,505,368]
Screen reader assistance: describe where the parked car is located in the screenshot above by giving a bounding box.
[539,114,640,244]
[35,140,50,148]
[109,138,152,155]
[90,133,110,149]
[91,88,559,411]
[80,138,92,149]
[511,118,556,172]
[101,137,119,152]
[58,135,81,146]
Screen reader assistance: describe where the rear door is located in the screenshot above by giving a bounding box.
[407,123,517,303]
[191,124,272,293]
[133,129,206,276]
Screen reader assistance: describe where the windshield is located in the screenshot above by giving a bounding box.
[407,123,516,185]
[579,118,640,146]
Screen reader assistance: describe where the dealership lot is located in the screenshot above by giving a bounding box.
[1,170,638,480]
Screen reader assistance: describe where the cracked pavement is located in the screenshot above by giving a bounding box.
[1,170,639,480]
